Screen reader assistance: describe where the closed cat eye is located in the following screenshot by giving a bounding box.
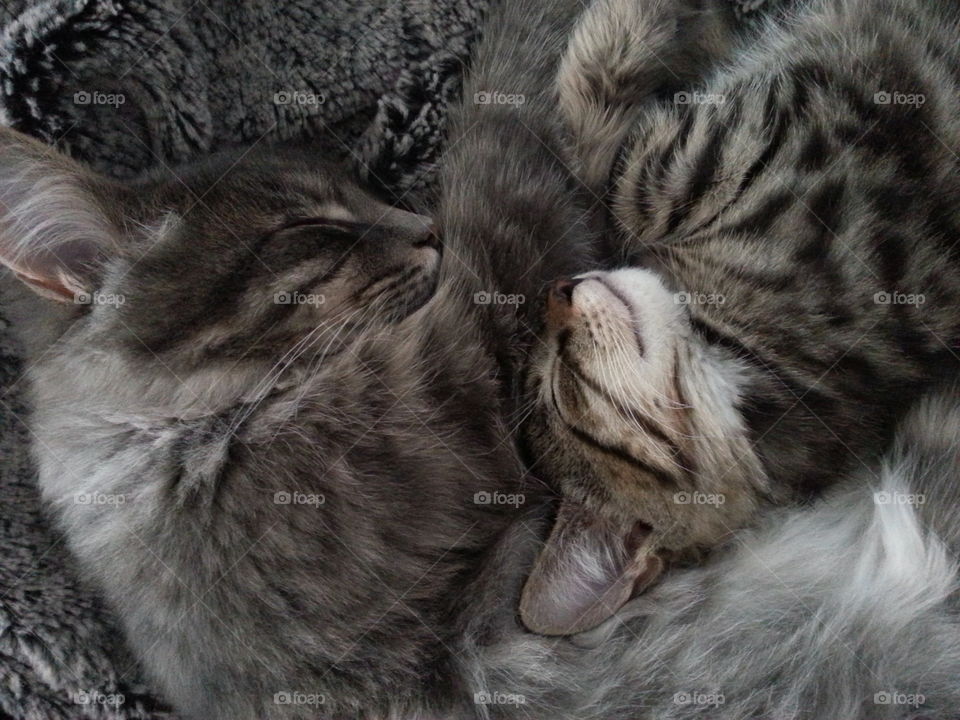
[278,217,364,235]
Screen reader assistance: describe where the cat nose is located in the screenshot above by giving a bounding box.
[412,223,442,253]
[546,277,581,327]
[552,278,581,304]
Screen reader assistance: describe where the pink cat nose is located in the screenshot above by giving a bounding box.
[546,277,581,328]
[552,277,581,304]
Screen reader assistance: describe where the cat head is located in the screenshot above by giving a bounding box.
[520,268,766,636]
[0,127,440,376]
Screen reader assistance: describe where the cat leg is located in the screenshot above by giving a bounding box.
[557,0,733,195]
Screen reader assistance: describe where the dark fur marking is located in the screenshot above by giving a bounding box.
[565,423,683,490]
[722,191,794,236]
[665,114,730,236]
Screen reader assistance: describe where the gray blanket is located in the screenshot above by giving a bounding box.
[0,1,775,718]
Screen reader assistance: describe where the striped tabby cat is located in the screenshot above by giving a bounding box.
[520,0,960,636]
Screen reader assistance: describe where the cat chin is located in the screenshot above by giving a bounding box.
[550,268,686,365]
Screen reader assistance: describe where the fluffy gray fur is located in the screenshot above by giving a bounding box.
[0,0,596,717]
[4,0,959,717]
[460,380,960,720]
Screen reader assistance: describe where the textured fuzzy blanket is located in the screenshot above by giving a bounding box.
[0,1,775,718]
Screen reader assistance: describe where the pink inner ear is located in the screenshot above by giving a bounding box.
[0,239,100,303]
[0,125,115,303]
[519,501,660,636]
[14,271,75,302]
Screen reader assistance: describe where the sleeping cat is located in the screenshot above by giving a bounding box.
[4,1,960,717]
[0,0,596,716]
[519,0,960,636]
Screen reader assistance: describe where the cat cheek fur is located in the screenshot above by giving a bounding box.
[525,265,769,630]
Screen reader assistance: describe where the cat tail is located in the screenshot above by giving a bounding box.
[459,0,588,123]
[556,0,733,196]
[439,0,601,344]
[459,383,960,719]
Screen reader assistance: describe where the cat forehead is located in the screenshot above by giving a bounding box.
[143,150,358,216]
[130,168,363,245]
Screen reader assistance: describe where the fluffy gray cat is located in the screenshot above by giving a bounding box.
[0,0,595,716]
[519,0,960,636]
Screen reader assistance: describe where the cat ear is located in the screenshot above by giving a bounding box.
[519,500,663,636]
[0,127,120,302]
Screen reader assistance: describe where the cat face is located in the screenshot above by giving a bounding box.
[520,268,764,636]
[0,128,440,371]
[539,269,695,491]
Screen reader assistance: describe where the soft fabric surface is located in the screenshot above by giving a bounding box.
[0,1,777,717]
